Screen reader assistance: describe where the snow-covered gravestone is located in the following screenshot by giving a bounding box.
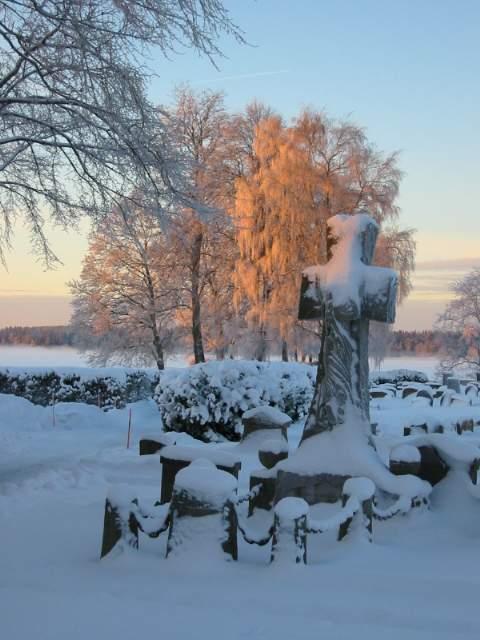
[166,459,238,561]
[276,213,430,506]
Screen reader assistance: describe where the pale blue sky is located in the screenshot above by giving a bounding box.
[1,0,479,329]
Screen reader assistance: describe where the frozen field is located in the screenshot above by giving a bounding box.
[2,388,480,639]
[0,345,441,379]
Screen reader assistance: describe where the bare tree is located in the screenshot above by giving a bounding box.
[70,199,179,369]
[0,0,243,261]
[436,268,480,372]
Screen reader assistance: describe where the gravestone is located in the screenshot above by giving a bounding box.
[241,406,291,442]
[166,459,238,560]
[160,445,241,504]
[273,213,428,506]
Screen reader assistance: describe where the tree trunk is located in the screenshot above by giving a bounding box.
[281,339,288,362]
[191,227,205,364]
[255,325,268,361]
[152,329,165,371]
[144,264,165,371]
[215,323,226,360]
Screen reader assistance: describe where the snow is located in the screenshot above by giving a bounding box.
[274,497,309,520]
[278,407,431,499]
[390,444,421,463]
[107,483,137,508]
[303,213,397,319]
[174,459,237,505]
[160,444,240,468]
[0,345,89,367]
[259,438,288,454]
[370,368,428,385]
[343,477,375,500]
[3,366,480,639]
[372,357,441,380]
[242,405,292,426]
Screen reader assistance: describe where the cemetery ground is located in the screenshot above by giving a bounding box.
[2,366,480,640]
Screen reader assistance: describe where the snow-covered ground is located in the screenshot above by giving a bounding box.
[0,345,90,367]
[2,389,480,639]
[0,346,192,370]
[0,345,442,377]
[372,356,441,380]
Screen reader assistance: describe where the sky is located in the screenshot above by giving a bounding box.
[1,0,479,330]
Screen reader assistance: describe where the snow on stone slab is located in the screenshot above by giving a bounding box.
[278,409,431,500]
[138,431,176,445]
[174,458,237,505]
[107,484,137,512]
[160,444,240,467]
[258,438,289,454]
[343,477,375,501]
[274,497,309,521]
[303,213,397,320]
[406,433,480,467]
[371,398,480,437]
[242,405,292,426]
[390,444,421,463]
[107,484,137,505]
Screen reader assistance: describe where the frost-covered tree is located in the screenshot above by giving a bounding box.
[232,109,412,360]
[0,0,242,260]
[369,322,392,370]
[70,199,179,369]
[166,86,238,362]
[437,268,480,372]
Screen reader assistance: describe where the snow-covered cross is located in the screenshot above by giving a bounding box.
[274,213,427,508]
[298,212,397,439]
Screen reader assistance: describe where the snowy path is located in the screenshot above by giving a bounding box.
[2,396,480,639]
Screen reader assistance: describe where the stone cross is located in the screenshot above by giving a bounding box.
[298,213,397,441]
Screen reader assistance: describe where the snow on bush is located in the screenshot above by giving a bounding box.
[0,369,154,410]
[154,361,315,442]
[370,369,428,386]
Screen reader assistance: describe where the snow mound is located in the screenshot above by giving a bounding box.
[391,444,421,463]
[274,497,309,520]
[175,459,237,505]
[243,406,292,426]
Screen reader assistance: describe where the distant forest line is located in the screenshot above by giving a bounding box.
[0,326,75,347]
[0,326,463,357]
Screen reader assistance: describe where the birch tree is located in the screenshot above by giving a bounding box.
[0,0,242,260]
[232,109,411,360]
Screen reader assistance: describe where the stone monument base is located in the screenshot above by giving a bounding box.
[275,470,351,506]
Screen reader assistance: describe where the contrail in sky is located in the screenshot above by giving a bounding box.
[195,69,289,84]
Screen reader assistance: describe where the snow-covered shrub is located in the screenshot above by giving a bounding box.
[25,372,61,405]
[80,376,126,410]
[55,374,82,403]
[154,361,315,442]
[370,369,428,386]
[0,369,156,410]
[125,371,155,403]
